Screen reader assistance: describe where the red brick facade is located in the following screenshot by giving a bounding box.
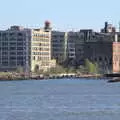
[113,42,120,73]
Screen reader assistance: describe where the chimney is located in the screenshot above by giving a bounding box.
[115,34,118,42]
[104,22,108,33]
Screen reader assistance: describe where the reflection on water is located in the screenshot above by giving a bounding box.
[0,79,120,120]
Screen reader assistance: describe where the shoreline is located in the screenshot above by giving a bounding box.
[0,73,104,81]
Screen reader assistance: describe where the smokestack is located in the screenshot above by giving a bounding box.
[104,22,108,33]
[115,34,118,42]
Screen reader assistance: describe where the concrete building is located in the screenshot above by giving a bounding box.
[0,26,31,71]
[66,31,84,66]
[0,23,56,72]
[51,30,84,66]
[83,30,114,73]
[51,30,90,67]
[51,31,67,64]
[31,26,56,72]
[67,32,76,59]
[51,22,120,73]
[51,26,118,73]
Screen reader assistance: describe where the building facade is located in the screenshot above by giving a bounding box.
[51,31,67,64]
[0,21,119,73]
[83,30,114,73]
[112,42,120,73]
[0,24,56,72]
[31,28,56,72]
[0,26,31,71]
[112,34,120,73]
[66,31,84,66]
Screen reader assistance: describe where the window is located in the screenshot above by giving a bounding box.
[33,56,35,60]
[10,47,16,50]
[18,33,23,36]
[10,57,16,60]
[10,52,16,55]
[2,47,8,50]
[2,52,8,55]
[18,38,24,41]
[10,43,16,46]
[2,42,8,46]
[10,33,15,36]
[17,56,23,60]
[2,62,8,66]
[99,57,102,61]
[17,52,23,55]
[17,61,24,66]
[10,62,16,66]
[17,47,23,50]
[10,38,16,41]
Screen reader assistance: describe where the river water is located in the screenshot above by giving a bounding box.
[0,78,120,120]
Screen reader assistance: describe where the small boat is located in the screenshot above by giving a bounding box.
[108,77,120,83]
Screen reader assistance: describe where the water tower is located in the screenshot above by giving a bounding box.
[44,20,51,32]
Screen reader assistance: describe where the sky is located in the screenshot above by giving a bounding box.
[0,0,120,31]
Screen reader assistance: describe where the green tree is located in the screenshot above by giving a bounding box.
[34,65,39,74]
[94,62,99,74]
[85,59,98,74]
[16,66,24,73]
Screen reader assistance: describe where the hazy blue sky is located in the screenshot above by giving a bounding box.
[0,0,120,31]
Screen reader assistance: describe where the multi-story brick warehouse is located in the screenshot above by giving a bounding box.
[112,34,120,73]
[0,23,56,72]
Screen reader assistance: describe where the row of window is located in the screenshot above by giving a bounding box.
[90,57,112,63]
[32,39,49,42]
[33,56,49,61]
[32,43,49,46]
[33,34,49,38]
[53,44,63,47]
[52,39,64,43]
[53,48,64,52]
[0,52,24,55]
[32,52,49,55]
[52,35,65,38]
[0,57,24,60]
[0,43,25,46]
[32,47,49,51]
[0,32,24,36]
[0,47,26,50]
[1,61,24,66]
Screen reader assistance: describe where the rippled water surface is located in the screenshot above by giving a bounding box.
[0,78,120,120]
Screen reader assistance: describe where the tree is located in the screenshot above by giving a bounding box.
[16,66,24,73]
[85,59,99,74]
[94,62,99,74]
[34,65,39,74]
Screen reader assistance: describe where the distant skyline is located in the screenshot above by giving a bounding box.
[0,0,120,31]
